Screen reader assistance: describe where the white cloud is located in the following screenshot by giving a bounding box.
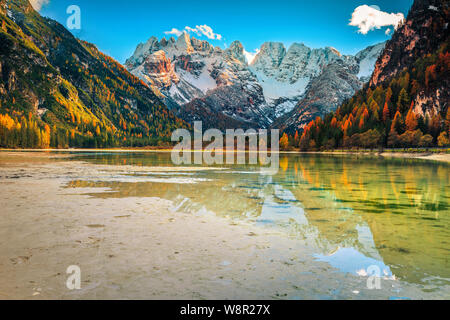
[385,28,391,36]
[164,24,222,40]
[243,49,260,64]
[164,28,183,37]
[194,25,222,40]
[349,5,404,35]
[184,26,200,36]
[29,0,49,11]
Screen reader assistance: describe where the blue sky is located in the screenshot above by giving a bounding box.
[37,0,413,63]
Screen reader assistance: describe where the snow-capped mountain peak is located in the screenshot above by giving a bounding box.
[125,33,386,129]
[225,40,247,65]
[175,32,194,53]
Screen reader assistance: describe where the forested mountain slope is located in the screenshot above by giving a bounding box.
[0,0,187,148]
[286,0,449,151]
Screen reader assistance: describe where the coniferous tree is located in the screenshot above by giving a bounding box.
[397,88,410,114]
[382,102,390,122]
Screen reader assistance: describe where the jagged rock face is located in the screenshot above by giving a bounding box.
[250,42,286,78]
[138,50,179,89]
[251,43,347,82]
[126,32,385,129]
[249,43,362,119]
[251,42,384,123]
[225,41,247,64]
[179,84,269,130]
[176,32,195,54]
[370,0,448,87]
[175,55,205,75]
[273,61,363,133]
[126,32,268,128]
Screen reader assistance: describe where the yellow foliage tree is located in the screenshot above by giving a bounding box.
[279,133,289,150]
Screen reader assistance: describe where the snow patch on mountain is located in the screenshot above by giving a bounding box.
[178,69,216,94]
[243,49,260,64]
[355,42,387,80]
[251,69,309,102]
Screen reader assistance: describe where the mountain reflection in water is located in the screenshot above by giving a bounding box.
[65,152,450,288]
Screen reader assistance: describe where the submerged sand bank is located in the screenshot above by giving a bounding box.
[284,151,450,163]
[379,152,450,162]
[0,153,447,299]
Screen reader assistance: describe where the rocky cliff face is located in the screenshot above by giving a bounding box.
[269,42,386,132]
[126,32,385,129]
[250,42,286,78]
[252,43,346,82]
[370,0,448,87]
[126,33,270,128]
[249,42,379,121]
[139,50,179,89]
[369,0,449,118]
[273,61,363,133]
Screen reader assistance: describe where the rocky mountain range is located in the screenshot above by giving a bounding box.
[1,0,446,151]
[126,33,386,130]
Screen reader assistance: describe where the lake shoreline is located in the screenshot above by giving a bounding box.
[290,151,450,163]
[1,148,449,163]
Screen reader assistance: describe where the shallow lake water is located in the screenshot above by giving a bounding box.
[62,152,450,292]
[1,151,449,299]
